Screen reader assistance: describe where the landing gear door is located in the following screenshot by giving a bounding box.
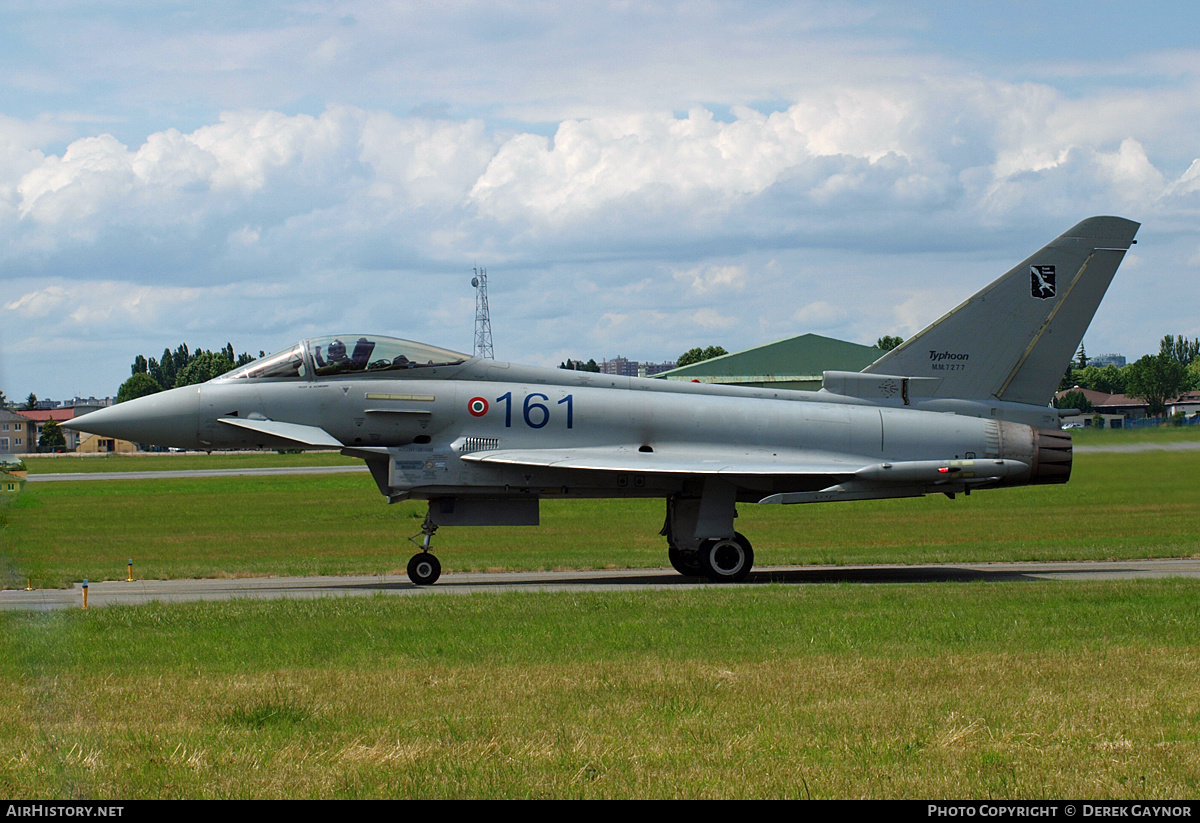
[428,497,540,526]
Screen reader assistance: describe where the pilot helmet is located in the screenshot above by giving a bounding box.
[328,339,347,358]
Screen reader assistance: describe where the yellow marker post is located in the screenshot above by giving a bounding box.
[128,558,133,582]
[82,580,88,610]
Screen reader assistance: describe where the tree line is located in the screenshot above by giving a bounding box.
[117,343,258,403]
[559,359,601,372]
[1056,336,1200,417]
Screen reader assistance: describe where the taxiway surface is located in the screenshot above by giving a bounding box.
[4,559,1199,611]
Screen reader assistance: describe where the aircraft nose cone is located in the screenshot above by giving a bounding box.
[66,385,202,449]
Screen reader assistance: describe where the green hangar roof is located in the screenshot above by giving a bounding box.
[652,334,884,391]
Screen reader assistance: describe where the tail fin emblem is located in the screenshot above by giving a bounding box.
[1030,265,1056,300]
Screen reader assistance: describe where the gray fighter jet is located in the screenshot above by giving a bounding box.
[67,216,1139,585]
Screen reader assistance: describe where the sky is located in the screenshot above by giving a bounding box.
[2,1,1199,400]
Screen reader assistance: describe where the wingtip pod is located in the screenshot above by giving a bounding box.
[863,216,1140,407]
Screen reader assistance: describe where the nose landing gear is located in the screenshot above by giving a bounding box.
[407,551,441,586]
[406,514,442,586]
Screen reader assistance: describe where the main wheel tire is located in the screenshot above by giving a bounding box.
[699,533,753,582]
[668,545,702,576]
[407,552,442,586]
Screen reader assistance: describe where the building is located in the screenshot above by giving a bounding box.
[15,408,83,451]
[1054,388,1150,427]
[640,361,677,378]
[67,396,114,409]
[76,433,139,454]
[652,333,883,391]
[1,458,26,495]
[1089,353,1126,368]
[600,356,640,378]
[598,357,677,378]
[1168,391,1200,420]
[0,409,37,455]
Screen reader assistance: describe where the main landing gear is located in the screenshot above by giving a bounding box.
[669,533,754,583]
[697,533,754,583]
[406,514,442,586]
[668,546,703,576]
[663,492,755,583]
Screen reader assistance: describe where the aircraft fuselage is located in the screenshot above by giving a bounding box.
[66,216,1139,584]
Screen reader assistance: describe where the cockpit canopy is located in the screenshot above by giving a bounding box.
[217,335,471,381]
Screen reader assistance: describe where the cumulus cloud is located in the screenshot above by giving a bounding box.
[4,285,72,318]
[228,225,261,247]
[1166,158,1200,197]
[0,115,57,208]
[187,108,364,193]
[4,28,1200,398]
[673,264,747,294]
[359,113,495,207]
[17,134,135,224]
[2,81,1193,270]
[690,308,738,330]
[8,281,204,328]
[890,291,957,339]
[1093,139,1166,204]
[467,102,903,227]
[793,300,847,329]
[462,79,1200,243]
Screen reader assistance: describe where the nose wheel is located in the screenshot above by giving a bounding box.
[407,552,442,586]
[406,514,442,585]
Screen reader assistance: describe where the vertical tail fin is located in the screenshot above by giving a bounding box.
[863,216,1140,405]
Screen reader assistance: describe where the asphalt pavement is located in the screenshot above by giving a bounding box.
[4,559,1199,611]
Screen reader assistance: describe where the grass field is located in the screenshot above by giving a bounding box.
[2,431,1199,798]
[22,450,359,474]
[1071,423,1200,446]
[2,582,1199,798]
[3,446,1199,588]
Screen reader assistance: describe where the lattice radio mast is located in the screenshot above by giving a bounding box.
[471,267,494,359]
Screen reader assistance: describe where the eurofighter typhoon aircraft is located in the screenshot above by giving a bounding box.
[68,217,1139,585]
